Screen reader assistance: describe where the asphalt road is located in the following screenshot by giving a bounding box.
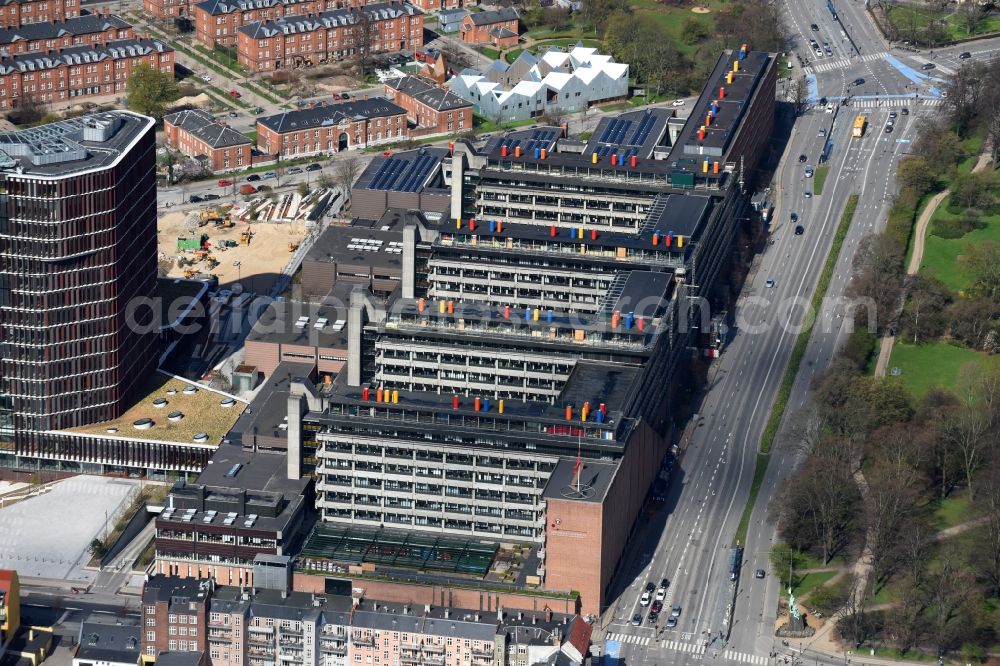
[602,5,1000,666]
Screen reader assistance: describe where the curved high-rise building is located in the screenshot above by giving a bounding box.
[0,111,159,450]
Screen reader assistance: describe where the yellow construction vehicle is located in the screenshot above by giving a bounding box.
[183,269,197,278]
[240,226,252,246]
[288,242,299,252]
[200,210,224,225]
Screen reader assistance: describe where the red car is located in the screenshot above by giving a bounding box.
[229,90,242,98]
[239,184,257,195]
[218,178,233,187]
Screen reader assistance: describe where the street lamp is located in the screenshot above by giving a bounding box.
[234,260,242,291]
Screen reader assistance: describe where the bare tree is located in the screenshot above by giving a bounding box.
[940,387,992,500]
[787,76,809,116]
[352,8,380,79]
[957,0,988,35]
[862,468,913,590]
[896,518,934,590]
[334,154,363,192]
[986,107,1000,166]
[971,463,1000,596]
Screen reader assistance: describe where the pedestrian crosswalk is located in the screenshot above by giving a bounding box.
[605,633,651,646]
[723,650,769,665]
[806,98,944,111]
[804,51,887,74]
[660,640,707,654]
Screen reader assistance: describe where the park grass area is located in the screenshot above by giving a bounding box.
[505,48,524,63]
[813,165,830,195]
[481,47,501,61]
[883,3,1000,42]
[921,196,1000,292]
[927,491,973,531]
[627,0,726,57]
[792,571,837,598]
[473,115,537,133]
[887,341,1000,398]
[529,37,602,52]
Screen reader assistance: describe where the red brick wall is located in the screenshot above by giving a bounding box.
[196,0,369,47]
[0,46,174,110]
[0,0,80,28]
[256,110,406,157]
[236,11,423,72]
[0,22,134,55]
[459,15,516,45]
[383,83,471,135]
[244,339,282,377]
[164,119,251,172]
[293,573,580,615]
[544,421,669,616]
[144,0,194,19]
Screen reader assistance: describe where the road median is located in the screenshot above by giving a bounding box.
[734,193,859,545]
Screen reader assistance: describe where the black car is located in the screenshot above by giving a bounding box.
[921,62,936,70]
[648,611,659,624]
[631,614,642,627]
[798,154,807,163]
[853,77,865,86]
[810,23,818,31]
[795,225,804,235]
[203,193,221,201]
[661,578,670,588]
[189,195,204,203]
[901,107,909,116]
[885,125,894,133]
[790,212,798,222]
[755,569,766,579]
[645,582,656,594]
[307,163,322,171]
[253,106,264,114]
[246,174,261,181]
[340,92,351,100]
[818,96,828,106]
[959,51,971,60]
[256,184,271,192]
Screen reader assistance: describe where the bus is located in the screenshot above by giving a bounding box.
[852,114,867,138]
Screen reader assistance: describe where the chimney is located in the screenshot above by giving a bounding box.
[444,609,450,619]
[474,613,479,622]
[531,616,536,626]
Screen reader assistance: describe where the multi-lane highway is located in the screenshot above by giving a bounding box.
[602,4,1000,666]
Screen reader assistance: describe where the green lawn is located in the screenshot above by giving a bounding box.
[528,38,602,53]
[927,490,974,531]
[505,48,524,63]
[792,571,837,598]
[920,195,1000,292]
[887,341,1000,398]
[813,165,830,195]
[481,47,500,61]
[883,3,1000,42]
[626,0,727,58]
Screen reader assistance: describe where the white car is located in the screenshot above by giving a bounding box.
[825,103,834,113]
[766,278,775,288]
[640,592,651,607]
[200,74,212,82]
[671,99,685,107]
[655,588,666,601]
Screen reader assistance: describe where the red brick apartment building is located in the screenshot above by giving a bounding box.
[193,0,376,47]
[0,0,79,29]
[0,13,133,55]
[459,6,517,47]
[163,108,253,172]
[141,576,209,659]
[0,39,174,110]
[142,0,192,19]
[235,1,422,73]
[383,75,471,136]
[256,97,406,157]
[407,0,463,12]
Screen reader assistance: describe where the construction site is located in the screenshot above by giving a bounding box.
[157,190,338,289]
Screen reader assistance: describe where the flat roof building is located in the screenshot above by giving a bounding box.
[0,112,164,474]
[273,48,776,616]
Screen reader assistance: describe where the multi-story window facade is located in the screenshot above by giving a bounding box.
[0,112,159,452]
[0,0,80,28]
